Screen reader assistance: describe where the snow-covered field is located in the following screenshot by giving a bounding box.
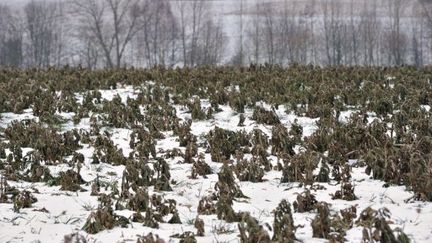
[1,82,432,242]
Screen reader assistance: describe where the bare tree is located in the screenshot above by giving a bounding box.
[135,0,178,67]
[278,0,292,64]
[289,21,310,64]
[306,0,317,64]
[77,35,101,69]
[358,0,380,65]
[177,0,188,66]
[244,1,310,65]
[245,2,263,64]
[231,0,244,66]
[411,5,425,66]
[417,0,432,64]
[383,0,407,65]
[73,0,143,68]
[174,0,206,66]
[411,27,424,66]
[24,0,65,67]
[322,0,348,65]
[283,0,309,64]
[0,4,23,67]
[2,0,430,68]
[239,0,244,66]
[196,19,227,65]
[189,0,205,66]
[262,4,277,64]
[175,0,224,67]
[347,0,359,65]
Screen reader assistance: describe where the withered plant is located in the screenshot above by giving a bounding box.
[13,190,37,212]
[206,127,249,162]
[214,162,245,199]
[356,207,410,243]
[136,233,165,243]
[272,199,297,242]
[191,153,212,179]
[271,124,295,156]
[238,213,271,243]
[59,169,86,192]
[252,106,280,125]
[293,189,317,213]
[82,206,129,234]
[195,216,205,236]
[197,196,216,215]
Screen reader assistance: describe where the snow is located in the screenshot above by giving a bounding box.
[1,84,432,242]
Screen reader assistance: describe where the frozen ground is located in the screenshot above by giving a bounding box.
[0,84,432,242]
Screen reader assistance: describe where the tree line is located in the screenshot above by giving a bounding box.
[1,0,432,68]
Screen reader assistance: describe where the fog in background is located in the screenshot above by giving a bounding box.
[0,0,431,68]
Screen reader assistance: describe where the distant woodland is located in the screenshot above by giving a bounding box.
[1,0,432,68]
